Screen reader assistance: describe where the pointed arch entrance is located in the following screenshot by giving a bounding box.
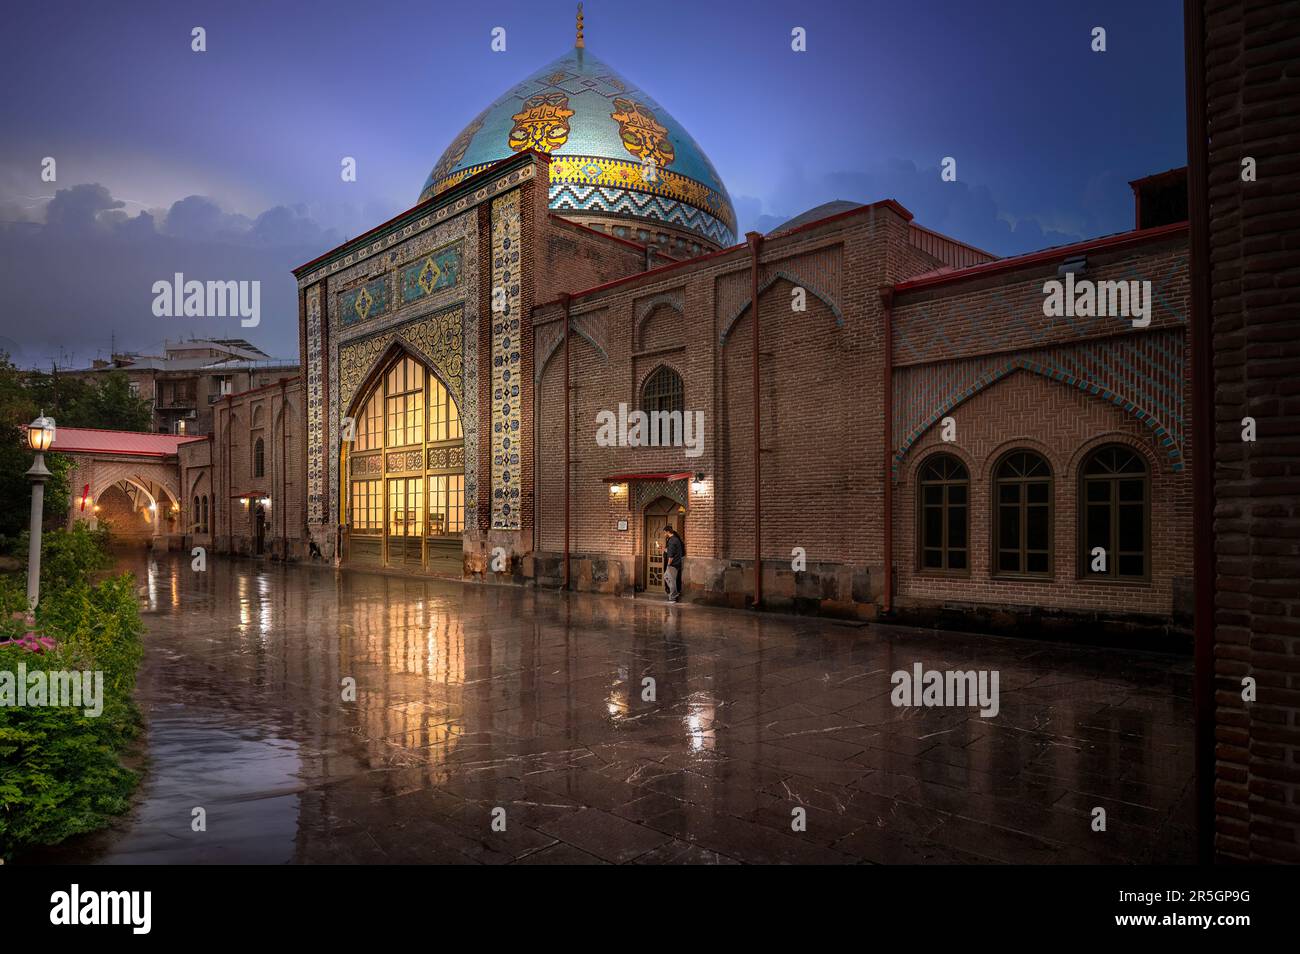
[642,496,686,591]
[340,348,465,575]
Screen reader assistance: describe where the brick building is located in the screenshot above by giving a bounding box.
[179,376,307,560]
[1185,0,1300,864]
[285,25,1192,642]
[64,337,298,435]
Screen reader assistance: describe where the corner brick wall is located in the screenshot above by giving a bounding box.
[208,378,307,560]
[1200,0,1300,864]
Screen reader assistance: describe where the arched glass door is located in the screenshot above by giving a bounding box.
[344,353,464,573]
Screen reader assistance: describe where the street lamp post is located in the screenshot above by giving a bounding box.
[26,414,56,610]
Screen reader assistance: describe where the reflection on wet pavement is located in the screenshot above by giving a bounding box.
[42,552,1196,864]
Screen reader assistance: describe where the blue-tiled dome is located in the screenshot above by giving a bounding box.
[419,45,737,250]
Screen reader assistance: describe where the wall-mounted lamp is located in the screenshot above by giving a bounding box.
[690,472,708,495]
[608,482,628,499]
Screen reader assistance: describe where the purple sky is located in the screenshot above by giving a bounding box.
[0,0,1186,368]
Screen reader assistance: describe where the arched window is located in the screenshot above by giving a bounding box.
[641,365,684,446]
[917,454,968,573]
[385,356,425,447]
[202,495,209,533]
[345,353,466,564]
[354,389,383,451]
[193,496,200,532]
[1081,445,1149,580]
[994,451,1052,576]
[253,437,265,478]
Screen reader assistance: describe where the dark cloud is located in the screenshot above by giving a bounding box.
[0,184,342,368]
[162,195,252,241]
[43,184,124,232]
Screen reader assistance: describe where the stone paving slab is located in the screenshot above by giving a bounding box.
[31,552,1195,865]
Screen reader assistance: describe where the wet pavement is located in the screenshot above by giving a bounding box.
[39,551,1195,865]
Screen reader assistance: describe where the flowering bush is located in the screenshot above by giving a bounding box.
[0,525,142,859]
[0,610,56,654]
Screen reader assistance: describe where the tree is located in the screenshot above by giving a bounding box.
[26,369,152,432]
[0,355,70,545]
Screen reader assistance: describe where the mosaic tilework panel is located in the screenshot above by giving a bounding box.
[490,189,523,530]
[550,156,735,233]
[892,329,1188,475]
[551,183,735,248]
[325,205,483,527]
[338,307,465,413]
[400,242,462,304]
[338,276,392,328]
[305,284,324,523]
[298,163,531,288]
[416,46,736,250]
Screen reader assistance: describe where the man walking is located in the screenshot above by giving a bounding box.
[662,525,685,603]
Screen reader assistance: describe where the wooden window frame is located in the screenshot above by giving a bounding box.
[1078,444,1151,583]
[991,450,1054,580]
[915,453,971,577]
[640,365,685,446]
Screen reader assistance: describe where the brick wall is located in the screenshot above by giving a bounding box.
[1198,0,1300,863]
[894,371,1192,622]
[530,201,921,610]
[208,378,307,559]
[178,436,213,545]
[890,232,1193,629]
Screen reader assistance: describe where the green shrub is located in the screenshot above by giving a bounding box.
[0,525,143,859]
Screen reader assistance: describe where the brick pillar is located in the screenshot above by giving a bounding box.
[1192,0,1300,863]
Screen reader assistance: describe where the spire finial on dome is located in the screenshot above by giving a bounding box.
[576,3,585,48]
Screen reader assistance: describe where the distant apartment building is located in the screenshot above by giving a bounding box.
[67,337,299,435]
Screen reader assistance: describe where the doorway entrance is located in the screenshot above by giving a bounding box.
[341,352,465,575]
[254,503,266,555]
[642,496,685,591]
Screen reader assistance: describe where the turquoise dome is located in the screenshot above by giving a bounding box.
[419,45,737,250]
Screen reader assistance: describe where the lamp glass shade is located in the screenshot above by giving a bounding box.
[27,416,55,452]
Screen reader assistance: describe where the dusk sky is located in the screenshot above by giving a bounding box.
[0,0,1187,368]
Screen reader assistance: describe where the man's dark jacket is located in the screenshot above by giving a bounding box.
[664,533,684,569]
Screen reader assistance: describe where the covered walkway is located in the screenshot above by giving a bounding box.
[51,426,202,543]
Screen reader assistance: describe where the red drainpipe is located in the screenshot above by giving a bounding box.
[224,394,233,546]
[279,378,287,553]
[560,293,571,591]
[879,286,895,615]
[747,231,763,609]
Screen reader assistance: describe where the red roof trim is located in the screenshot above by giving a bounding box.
[772,198,914,238]
[49,427,205,458]
[602,471,694,482]
[536,198,916,311]
[892,221,1189,293]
